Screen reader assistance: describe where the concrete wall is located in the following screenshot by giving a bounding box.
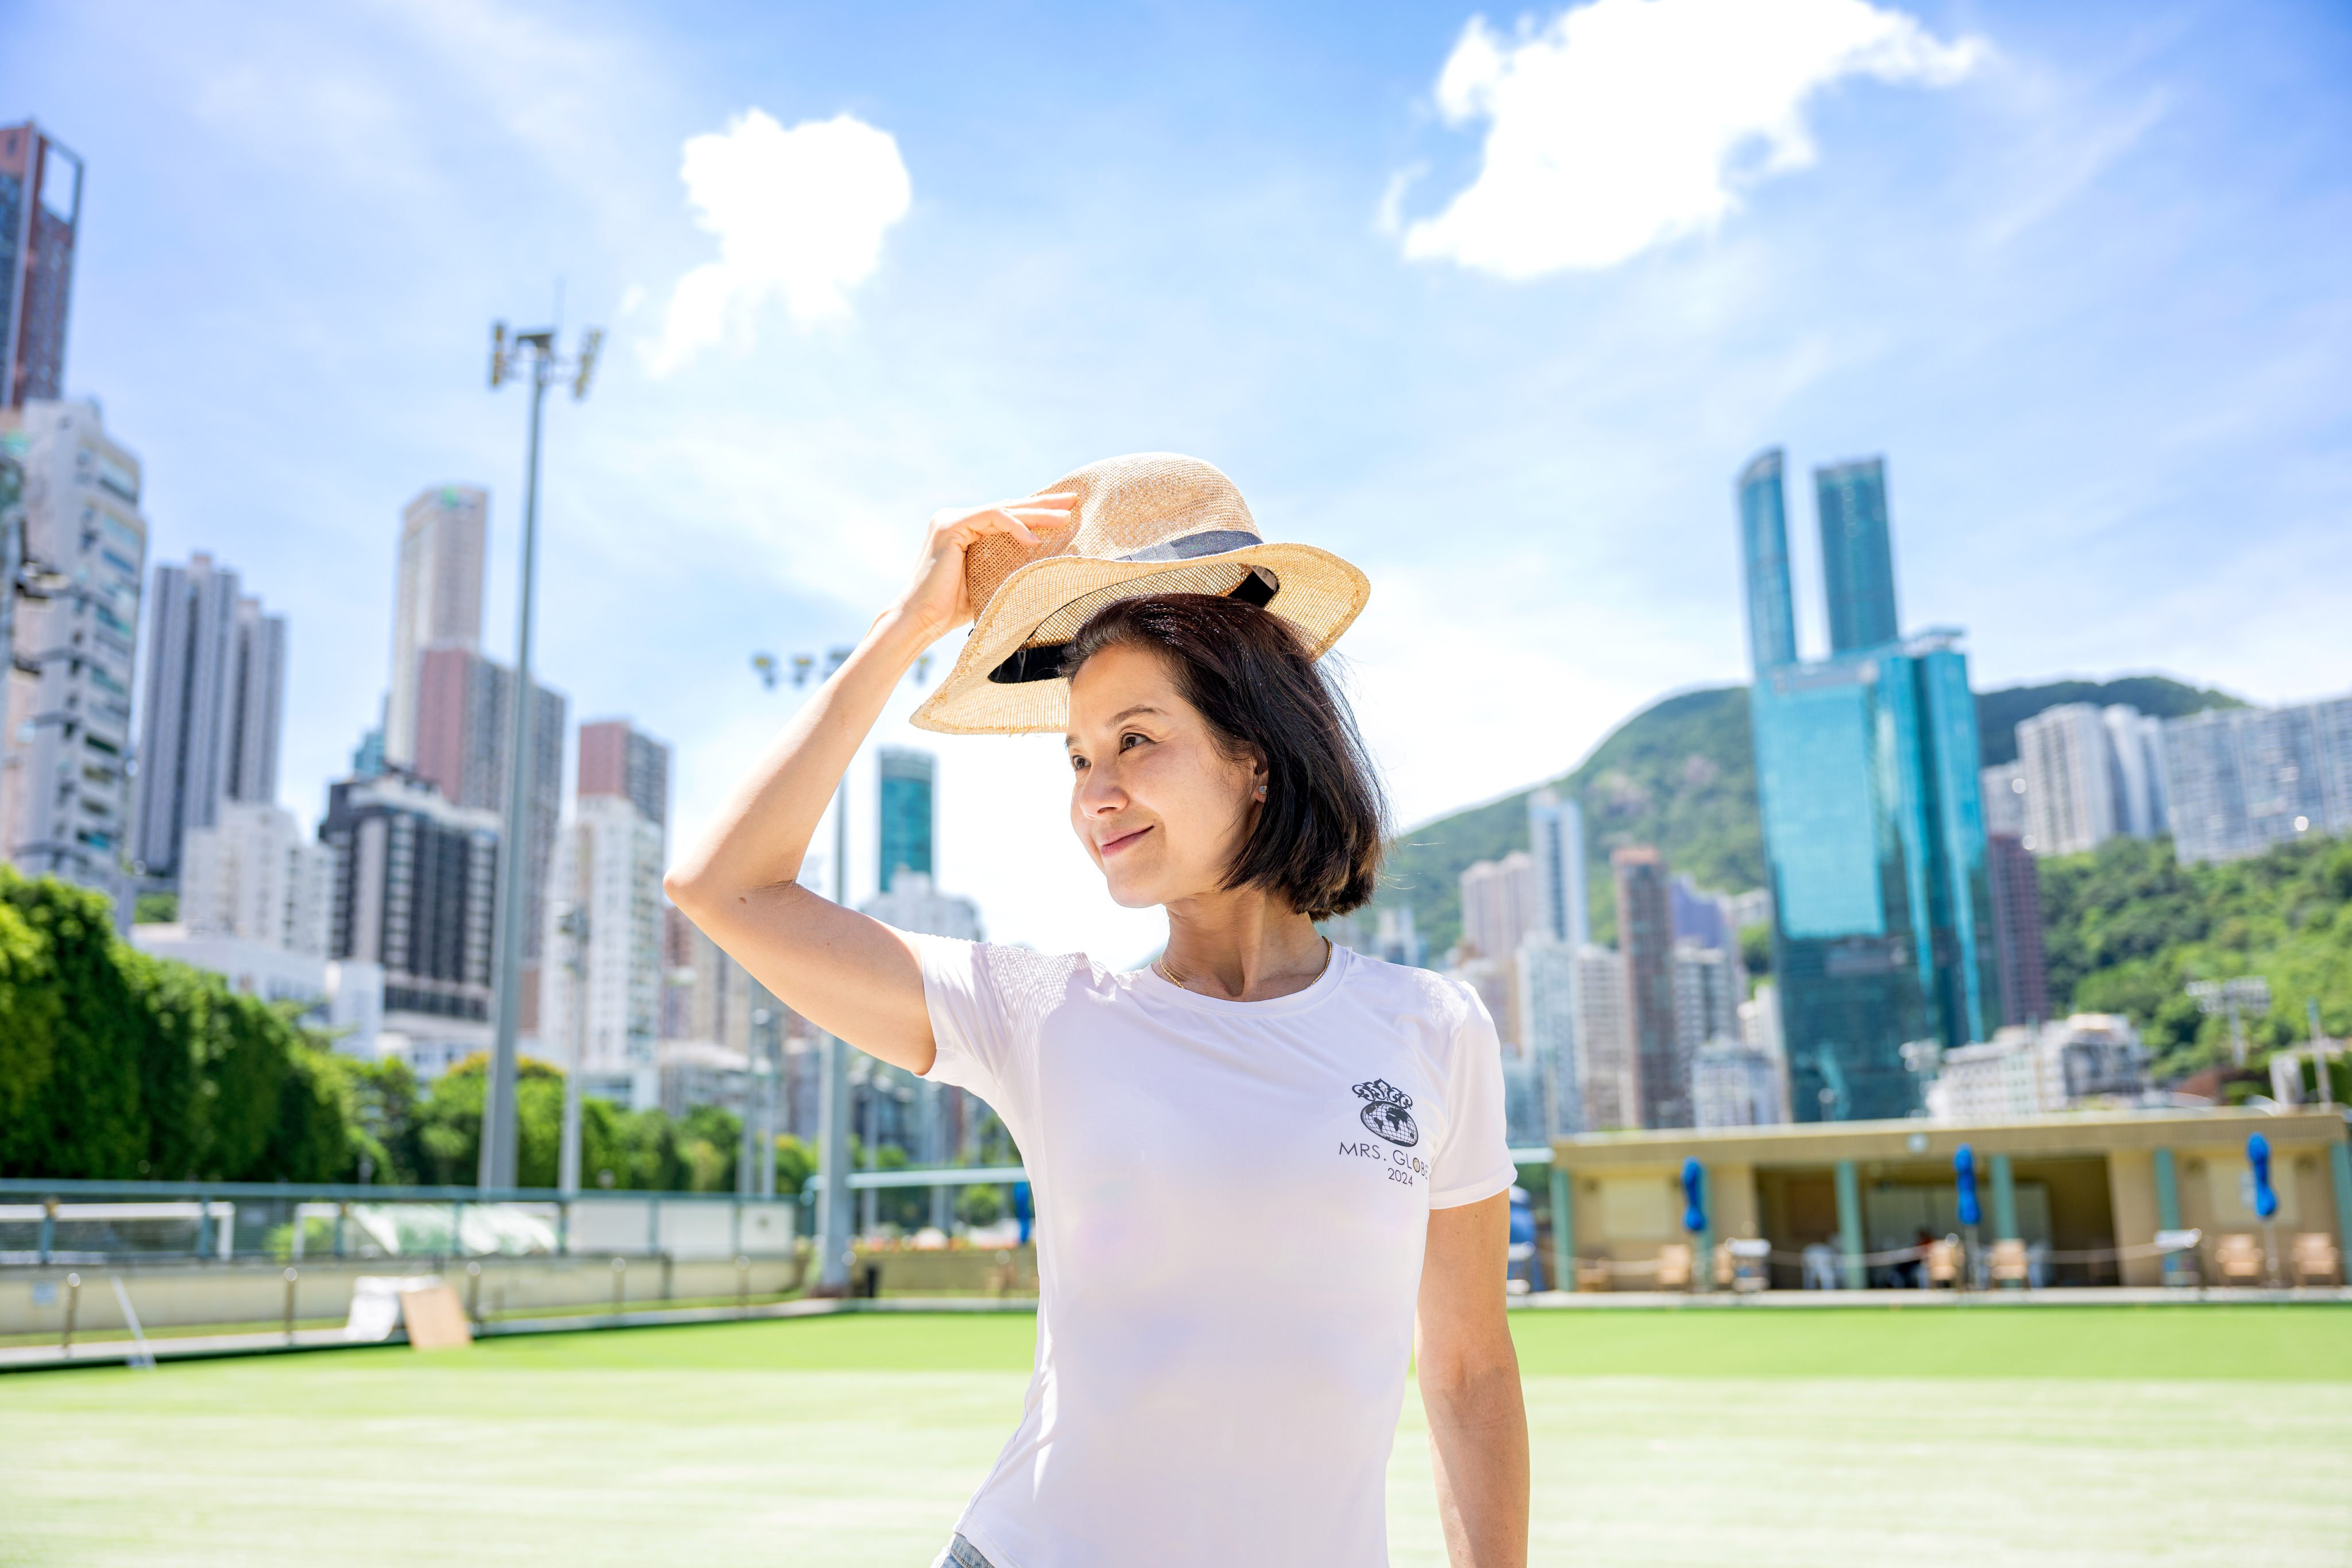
[854,1245,1037,1296]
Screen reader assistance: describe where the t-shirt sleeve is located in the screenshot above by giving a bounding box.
[910,934,1028,1109]
[1426,985,1516,1210]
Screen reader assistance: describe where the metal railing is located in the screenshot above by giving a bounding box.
[0,1177,795,1266]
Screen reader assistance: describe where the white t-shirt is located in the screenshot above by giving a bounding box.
[914,936,1514,1568]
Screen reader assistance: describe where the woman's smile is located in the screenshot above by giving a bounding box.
[1097,824,1153,857]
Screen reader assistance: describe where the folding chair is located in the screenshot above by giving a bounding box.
[2213,1233,2266,1285]
[2291,1232,2341,1287]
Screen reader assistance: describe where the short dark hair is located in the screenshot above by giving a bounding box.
[1063,594,1388,920]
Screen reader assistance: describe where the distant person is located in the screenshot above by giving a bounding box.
[1909,1227,1937,1289]
[669,455,1525,1568]
[1802,1240,1839,1291]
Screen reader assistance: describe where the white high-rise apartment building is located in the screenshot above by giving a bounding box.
[1527,789,1588,947]
[384,485,485,768]
[1459,849,1538,961]
[1735,981,1792,1123]
[2162,694,2352,864]
[2017,702,2170,858]
[0,400,146,919]
[134,553,286,884]
[541,709,668,1109]
[2018,704,2119,856]
[1517,939,1581,1134]
[132,800,338,1014]
[179,801,330,954]
[2104,707,2169,839]
[861,871,983,942]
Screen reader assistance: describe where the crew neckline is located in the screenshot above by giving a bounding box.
[1130,940,1355,1017]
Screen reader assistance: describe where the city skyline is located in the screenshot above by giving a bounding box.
[6,0,2349,961]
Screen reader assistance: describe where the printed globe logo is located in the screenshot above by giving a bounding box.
[1351,1079,1419,1148]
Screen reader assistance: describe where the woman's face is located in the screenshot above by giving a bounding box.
[1066,640,1263,909]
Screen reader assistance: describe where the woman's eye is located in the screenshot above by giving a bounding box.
[1068,753,1087,773]
[1119,732,1146,751]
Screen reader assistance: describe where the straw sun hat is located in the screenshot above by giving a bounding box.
[910,453,1372,735]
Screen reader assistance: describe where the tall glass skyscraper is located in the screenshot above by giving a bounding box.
[1743,455,1997,1121]
[1814,458,1899,655]
[877,748,936,894]
[1736,450,1797,671]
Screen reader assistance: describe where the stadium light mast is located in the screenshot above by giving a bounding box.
[480,319,603,1192]
[2188,976,2270,1068]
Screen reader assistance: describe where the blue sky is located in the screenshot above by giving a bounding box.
[7,0,2349,960]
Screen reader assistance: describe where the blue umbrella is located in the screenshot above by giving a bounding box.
[1954,1145,1982,1228]
[1508,1187,1538,1248]
[1681,1158,1707,1235]
[1508,1186,1542,1292]
[1011,1180,1034,1246]
[2247,1134,2278,1220]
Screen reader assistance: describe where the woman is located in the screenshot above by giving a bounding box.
[667,454,1528,1568]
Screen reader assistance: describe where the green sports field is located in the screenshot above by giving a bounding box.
[3,1306,2348,1566]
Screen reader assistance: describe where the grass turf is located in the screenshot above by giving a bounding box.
[3,1307,2348,1566]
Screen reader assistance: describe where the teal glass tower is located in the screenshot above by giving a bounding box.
[1814,458,1899,655]
[1737,450,1797,671]
[877,748,935,893]
[1743,455,1997,1121]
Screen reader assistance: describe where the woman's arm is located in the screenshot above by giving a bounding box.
[1416,1192,1530,1568]
[662,495,1073,1076]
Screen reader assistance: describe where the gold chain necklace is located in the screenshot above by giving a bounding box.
[1153,936,1334,996]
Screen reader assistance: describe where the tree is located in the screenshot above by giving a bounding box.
[0,869,148,1178]
[0,896,63,1173]
[0,866,360,1181]
[772,1134,816,1200]
[2040,833,2352,1080]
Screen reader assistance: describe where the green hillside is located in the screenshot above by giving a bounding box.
[2040,833,2352,1084]
[1373,673,2248,962]
[1373,686,1759,957]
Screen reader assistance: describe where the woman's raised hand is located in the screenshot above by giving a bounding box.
[896,493,1078,640]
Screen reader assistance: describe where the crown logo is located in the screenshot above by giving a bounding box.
[1353,1079,1413,1110]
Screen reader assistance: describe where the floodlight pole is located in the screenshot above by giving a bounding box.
[814,772,856,1293]
[751,646,864,1292]
[481,320,602,1191]
[559,904,589,1196]
[2188,976,2270,1070]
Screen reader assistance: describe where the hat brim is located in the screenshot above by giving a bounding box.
[909,541,1370,735]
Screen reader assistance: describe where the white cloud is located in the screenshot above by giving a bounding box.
[1401,0,1985,277]
[649,110,912,374]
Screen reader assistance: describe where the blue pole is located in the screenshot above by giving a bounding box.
[1682,1158,1710,1290]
